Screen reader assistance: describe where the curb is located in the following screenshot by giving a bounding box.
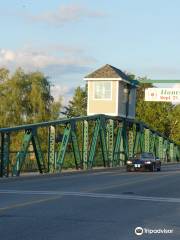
[0,162,179,183]
[0,166,126,183]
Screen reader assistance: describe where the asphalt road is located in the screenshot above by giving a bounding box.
[0,164,180,240]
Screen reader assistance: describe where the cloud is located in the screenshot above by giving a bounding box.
[0,49,15,61]
[0,48,57,68]
[51,84,74,105]
[0,46,96,77]
[29,4,105,26]
[0,46,92,106]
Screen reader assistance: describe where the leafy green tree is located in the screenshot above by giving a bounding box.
[135,80,173,138]
[64,85,87,117]
[170,105,180,144]
[0,68,61,127]
[0,68,9,82]
[27,71,61,122]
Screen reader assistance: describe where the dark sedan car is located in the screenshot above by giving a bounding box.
[126,152,161,172]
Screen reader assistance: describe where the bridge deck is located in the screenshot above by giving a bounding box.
[0,165,180,239]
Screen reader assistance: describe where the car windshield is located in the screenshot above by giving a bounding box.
[134,153,153,159]
[141,153,153,158]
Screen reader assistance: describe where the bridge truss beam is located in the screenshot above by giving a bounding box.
[0,114,179,177]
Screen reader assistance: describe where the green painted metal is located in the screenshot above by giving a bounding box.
[140,128,145,153]
[122,124,129,163]
[163,140,168,162]
[56,124,71,172]
[87,117,109,168]
[175,146,180,161]
[82,120,88,169]
[12,130,32,176]
[170,143,174,162]
[13,129,46,176]
[144,129,150,153]
[113,123,123,166]
[133,130,141,155]
[0,133,4,177]
[31,131,46,173]
[158,137,163,160]
[107,119,114,167]
[138,80,180,83]
[99,117,109,167]
[153,135,158,157]
[88,119,101,168]
[149,133,156,154]
[48,126,56,173]
[1,133,10,177]
[71,123,81,169]
[0,114,179,177]
[128,129,134,158]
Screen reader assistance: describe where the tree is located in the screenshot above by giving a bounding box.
[0,68,62,127]
[0,68,9,82]
[135,79,173,138]
[26,71,61,123]
[64,85,87,117]
[170,105,180,144]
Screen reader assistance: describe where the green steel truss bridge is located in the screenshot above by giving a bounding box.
[0,114,179,177]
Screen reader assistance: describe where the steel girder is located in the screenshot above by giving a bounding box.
[106,119,114,167]
[0,114,179,177]
[82,120,88,169]
[88,117,109,168]
[48,126,56,173]
[0,133,10,177]
[12,129,46,176]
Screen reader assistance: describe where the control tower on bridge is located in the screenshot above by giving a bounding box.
[84,64,139,119]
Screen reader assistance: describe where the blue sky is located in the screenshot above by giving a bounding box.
[0,0,180,102]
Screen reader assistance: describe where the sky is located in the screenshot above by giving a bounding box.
[0,0,180,104]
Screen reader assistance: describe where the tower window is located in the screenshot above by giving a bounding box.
[94,81,112,100]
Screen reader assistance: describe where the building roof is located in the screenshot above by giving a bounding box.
[84,64,139,86]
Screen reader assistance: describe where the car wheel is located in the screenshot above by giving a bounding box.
[157,164,161,172]
[149,164,154,172]
[126,167,131,172]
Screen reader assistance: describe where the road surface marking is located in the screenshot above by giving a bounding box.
[0,190,180,203]
[82,172,177,192]
[0,195,62,212]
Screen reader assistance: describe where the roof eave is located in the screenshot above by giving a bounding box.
[84,77,139,87]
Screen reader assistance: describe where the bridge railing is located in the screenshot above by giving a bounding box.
[0,114,179,177]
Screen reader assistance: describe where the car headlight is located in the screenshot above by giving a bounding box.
[127,160,132,164]
[145,161,151,164]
